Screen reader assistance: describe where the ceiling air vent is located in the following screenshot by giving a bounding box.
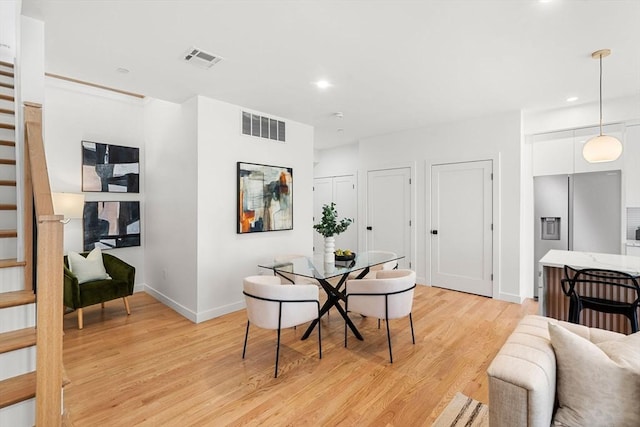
[183,47,222,69]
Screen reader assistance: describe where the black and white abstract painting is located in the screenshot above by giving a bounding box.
[83,201,141,250]
[82,141,140,193]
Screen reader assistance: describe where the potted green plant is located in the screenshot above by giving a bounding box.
[313,202,353,262]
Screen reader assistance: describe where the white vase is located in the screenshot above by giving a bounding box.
[324,236,335,263]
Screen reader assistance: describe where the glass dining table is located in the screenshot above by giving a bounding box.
[258,251,404,341]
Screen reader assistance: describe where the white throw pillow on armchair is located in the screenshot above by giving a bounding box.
[549,323,640,427]
[68,247,111,284]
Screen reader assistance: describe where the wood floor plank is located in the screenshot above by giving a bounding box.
[62,286,538,426]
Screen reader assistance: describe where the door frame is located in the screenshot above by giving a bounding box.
[426,154,500,300]
[360,161,417,275]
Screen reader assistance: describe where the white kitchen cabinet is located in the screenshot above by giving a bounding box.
[531,125,626,177]
[532,137,574,176]
[624,125,640,206]
[626,244,640,257]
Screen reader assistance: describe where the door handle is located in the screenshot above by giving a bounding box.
[366,226,372,230]
[431,230,438,235]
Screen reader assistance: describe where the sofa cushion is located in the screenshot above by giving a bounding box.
[549,323,640,427]
[68,247,111,284]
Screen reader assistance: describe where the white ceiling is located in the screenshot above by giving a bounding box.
[21,0,640,149]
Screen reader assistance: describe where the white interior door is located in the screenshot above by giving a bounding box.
[313,175,357,254]
[332,175,357,252]
[313,178,333,254]
[431,161,492,297]
[367,168,411,269]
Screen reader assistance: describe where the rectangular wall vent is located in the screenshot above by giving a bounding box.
[183,47,222,69]
[242,111,286,142]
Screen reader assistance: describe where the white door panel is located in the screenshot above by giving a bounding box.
[333,176,357,252]
[431,161,492,297]
[367,168,411,269]
[314,175,357,254]
[313,178,333,254]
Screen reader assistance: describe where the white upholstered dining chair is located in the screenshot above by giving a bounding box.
[242,275,322,378]
[344,269,416,363]
[347,250,398,280]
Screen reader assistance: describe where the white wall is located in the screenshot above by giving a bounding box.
[195,97,314,321]
[143,97,198,317]
[358,111,523,302]
[314,143,359,178]
[43,77,146,287]
[0,0,17,63]
[19,16,43,105]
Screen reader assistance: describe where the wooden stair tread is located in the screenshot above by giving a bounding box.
[0,204,17,210]
[0,94,14,102]
[0,229,17,238]
[0,258,26,268]
[0,327,36,354]
[0,70,13,78]
[0,290,35,308]
[0,82,13,89]
[0,123,15,130]
[0,140,15,147]
[0,180,16,186]
[0,108,14,115]
[0,158,16,165]
[0,61,14,69]
[0,372,36,409]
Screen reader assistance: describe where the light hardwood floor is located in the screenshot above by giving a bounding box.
[62,285,537,426]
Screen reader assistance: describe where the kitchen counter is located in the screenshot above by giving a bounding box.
[538,249,640,334]
[539,249,640,274]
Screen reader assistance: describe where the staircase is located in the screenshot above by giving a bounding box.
[0,60,66,426]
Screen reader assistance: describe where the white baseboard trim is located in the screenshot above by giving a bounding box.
[143,285,197,323]
[196,301,246,324]
[498,292,525,304]
[133,283,145,293]
[416,277,428,286]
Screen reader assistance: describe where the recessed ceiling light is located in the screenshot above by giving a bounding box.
[116,67,130,74]
[315,80,332,89]
[566,96,578,102]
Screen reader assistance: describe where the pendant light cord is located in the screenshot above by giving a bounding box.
[599,54,603,136]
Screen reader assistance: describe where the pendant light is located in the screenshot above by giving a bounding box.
[582,49,622,163]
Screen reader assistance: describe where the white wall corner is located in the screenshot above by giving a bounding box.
[196,300,246,324]
[143,286,197,323]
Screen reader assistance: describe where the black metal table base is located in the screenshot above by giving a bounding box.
[300,267,370,341]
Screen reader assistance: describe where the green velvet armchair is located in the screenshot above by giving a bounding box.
[63,252,136,329]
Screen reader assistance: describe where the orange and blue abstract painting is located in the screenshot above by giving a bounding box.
[238,162,293,233]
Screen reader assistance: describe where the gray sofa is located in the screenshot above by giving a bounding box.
[487,315,625,426]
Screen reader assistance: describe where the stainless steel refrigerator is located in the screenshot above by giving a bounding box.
[533,170,621,296]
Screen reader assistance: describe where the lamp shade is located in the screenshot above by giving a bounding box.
[582,134,623,163]
[52,193,85,219]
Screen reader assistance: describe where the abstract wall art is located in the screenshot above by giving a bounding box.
[82,141,140,193]
[83,201,141,250]
[238,162,293,233]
